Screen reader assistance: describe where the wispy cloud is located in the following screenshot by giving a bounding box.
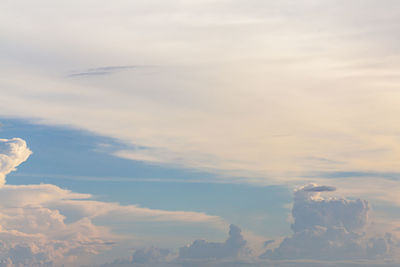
[2,0,400,186]
[10,172,238,185]
[67,65,151,78]
[303,185,336,192]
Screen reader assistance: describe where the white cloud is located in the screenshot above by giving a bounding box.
[0,138,224,266]
[0,138,31,186]
[92,184,400,266]
[2,0,400,189]
[2,0,400,265]
[261,184,398,261]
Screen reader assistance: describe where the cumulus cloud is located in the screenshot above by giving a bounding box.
[0,139,224,266]
[0,205,113,266]
[131,247,172,265]
[0,138,31,186]
[0,138,398,267]
[178,224,246,260]
[91,183,400,266]
[261,184,397,261]
[99,247,174,267]
[291,184,369,233]
[98,224,248,267]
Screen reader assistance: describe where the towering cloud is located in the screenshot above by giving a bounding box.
[291,184,368,233]
[0,138,31,186]
[262,184,395,261]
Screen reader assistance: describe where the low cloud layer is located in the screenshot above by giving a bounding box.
[97,184,400,266]
[0,156,397,267]
[178,224,246,260]
[9,181,392,267]
[98,224,248,267]
[0,139,224,266]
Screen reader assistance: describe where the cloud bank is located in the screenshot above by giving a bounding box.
[0,139,397,267]
[178,224,247,260]
[0,139,224,266]
[98,184,400,267]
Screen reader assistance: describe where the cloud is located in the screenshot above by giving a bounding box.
[263,240,274,248]
[178,224,247,260]
[67,71,111,77]
[0,138,31,186]
[100,247,174,266]
[303,185,336,192]
[2,0,400,265]
[67,65,145,77]
[292,184,368,233]
[3,0,400,189]
[0,204,114,266]
[131,247,172,265]
[91,183,400,266]
[1,138,399,266]
[98,224,249,267]
[0,139,224,266]
[261,184,397,261]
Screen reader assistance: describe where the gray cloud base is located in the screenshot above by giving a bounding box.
[179,224,247,260]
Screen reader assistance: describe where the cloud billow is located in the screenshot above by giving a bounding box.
[261,184,395,261]
[0,138,31,186]
[95,183,400,266]
[0,138,398,266]
[179,224,246,260]
[0,138,223,266]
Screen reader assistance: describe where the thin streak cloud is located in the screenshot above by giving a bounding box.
[67,65,153,77]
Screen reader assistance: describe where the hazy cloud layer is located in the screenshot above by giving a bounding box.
[2,0,400,189]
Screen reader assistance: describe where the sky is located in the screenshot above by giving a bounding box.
[1,0,400,266]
